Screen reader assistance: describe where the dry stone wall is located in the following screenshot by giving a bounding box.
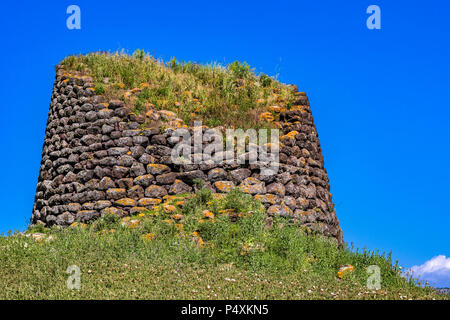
[31,66,343,245]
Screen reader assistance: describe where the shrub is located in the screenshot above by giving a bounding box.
[94,82,106,94]
[228,61,251,78]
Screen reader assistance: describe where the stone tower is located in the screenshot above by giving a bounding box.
[31,62,343,245]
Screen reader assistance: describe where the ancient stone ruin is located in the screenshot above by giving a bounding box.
[31,62,343,245]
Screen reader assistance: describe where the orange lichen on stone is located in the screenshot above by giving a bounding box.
[138,198,161,206]
[268,105,284,113]
[102,207,122,216]
[254,194,278,205]
[245,177,258,184]
[116,198,136,207]
[267,206,278,215]
[147,163,170,174]
[298,198,309,208]
[259,112,274,122]
[239,185,251,194]
[281,204,293,215]
[214,181,234,193]
[107,188,126,194]
[290,105,306,111]
[164,204,177,213]
[284,130,299,139]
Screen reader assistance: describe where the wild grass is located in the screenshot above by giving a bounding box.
[0,189,445,300]
[61,50,297,129]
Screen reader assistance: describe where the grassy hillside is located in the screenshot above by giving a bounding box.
[61,50,298,129]
[1,188,445,300]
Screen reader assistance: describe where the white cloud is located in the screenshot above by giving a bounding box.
[408,255,450,288]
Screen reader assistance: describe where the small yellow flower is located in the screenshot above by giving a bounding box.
[240,245,250,256]
[192,236,205,248]
[164,204,177,213]
[170,213,184,221]
[129,220,140,228]
[202,210,215,219]
[337,265,354,279]
[142,233,156,241]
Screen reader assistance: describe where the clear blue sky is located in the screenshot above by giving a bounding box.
[1,1,449,285]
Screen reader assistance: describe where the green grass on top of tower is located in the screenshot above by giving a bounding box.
[61,50,300,129]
